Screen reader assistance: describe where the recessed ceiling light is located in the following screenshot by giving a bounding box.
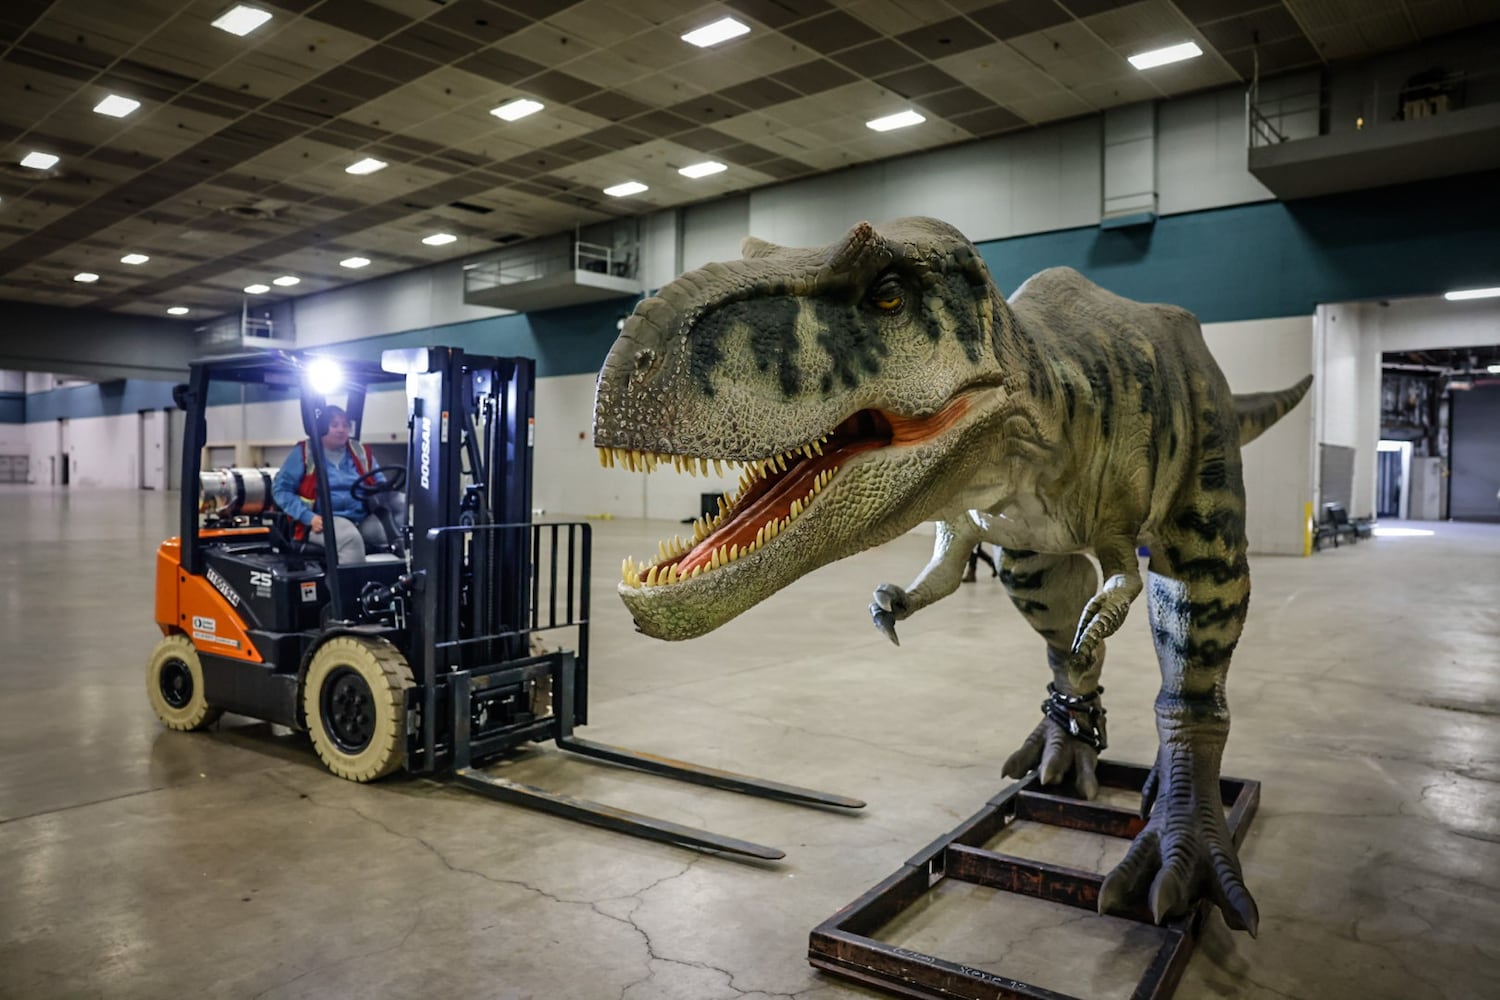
[866,110,925,132]
[603,181,648,197]
[120,253,150,265]
[345,157,387,175]
[73,272,99,283]
[340,256,371,269]
[93,94,141,118]
[1444,286,1500,301]
[212,4,273,36]
[490,98,543,122]
[272,275,299,286]
[167,306,190,316]
[1128,41,1203,70]
[20,151,59,170]
[679,160,727,179]
[244,283,270,294]
[422,233,458,246]
[682,16,750,48]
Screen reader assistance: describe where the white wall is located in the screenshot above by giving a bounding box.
[1328,295,1500,517]
[0,425,26,454]
[680,195,750,272]
[24,414,140,488]
[1201,315,1317,555]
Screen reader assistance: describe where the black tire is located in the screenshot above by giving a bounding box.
[146,634,223,731]
[304,636,413,782]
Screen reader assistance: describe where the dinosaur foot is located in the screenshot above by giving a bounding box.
[1001,716,1100,800]
[1098,749,1259,935]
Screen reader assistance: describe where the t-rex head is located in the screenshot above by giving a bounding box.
[593,217,1015,639]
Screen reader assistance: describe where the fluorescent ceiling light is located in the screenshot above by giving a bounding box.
[272,275,300,287]
[244,283,270,294]
[1128,41,1202,70]
[1488,363,1500,374]
[212,4,273,36]
[603,181,648,197]
[1444,286,1500,301]
[345,157,386,175]
[120,253,150,265]
[679,160,727,179]
[682,16,749,48]
[93,95,141,118]
[422,233,457,246]
[167,306,190,316]
[73,272,99,283]
[490,98,543,122]
[340,256,371,269]
[866,110,925,132]
[20,151,59,170]
[306,358,344,395]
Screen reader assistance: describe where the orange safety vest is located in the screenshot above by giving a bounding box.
[293,439,374,537]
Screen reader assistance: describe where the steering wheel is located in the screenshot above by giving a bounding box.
[350,465,407,502]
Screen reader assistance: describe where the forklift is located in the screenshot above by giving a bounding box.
[147,346,862,859]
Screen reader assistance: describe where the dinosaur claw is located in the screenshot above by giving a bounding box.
[872,609,900,646]
[1150,869,1186,925]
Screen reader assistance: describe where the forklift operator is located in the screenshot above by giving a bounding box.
[271,406,401,564]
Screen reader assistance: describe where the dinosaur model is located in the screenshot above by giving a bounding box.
[592,216,1310,935]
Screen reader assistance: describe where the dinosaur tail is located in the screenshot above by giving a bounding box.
[1235,375,1312,445]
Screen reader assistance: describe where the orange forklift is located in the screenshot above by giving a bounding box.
[146,346,861,858]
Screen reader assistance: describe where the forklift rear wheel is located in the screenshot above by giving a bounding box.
[146,634,223,731]
[304,637,413,782]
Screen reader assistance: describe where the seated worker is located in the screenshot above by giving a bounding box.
[271,406,401,564]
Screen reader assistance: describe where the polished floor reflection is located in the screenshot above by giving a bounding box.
[1,487,1497,999]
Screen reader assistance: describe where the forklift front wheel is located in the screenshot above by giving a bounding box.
[146,634,223,731]
[304,637,414,782]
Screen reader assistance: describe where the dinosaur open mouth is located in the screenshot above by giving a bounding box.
[602,396,970,588]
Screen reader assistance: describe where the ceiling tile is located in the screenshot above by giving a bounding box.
[771,59,860,95]
[308,0,414,41]
[875,63,965,98]
[898,17,997,59]
[833,37,927,75]
[967,0,1073,39]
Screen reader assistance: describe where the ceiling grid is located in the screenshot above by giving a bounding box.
[0,0,1492,316]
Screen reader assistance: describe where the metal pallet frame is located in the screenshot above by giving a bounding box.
[809,760,1260,1000]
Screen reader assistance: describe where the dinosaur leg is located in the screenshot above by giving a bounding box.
[1096,517,1260,935]
[998,551,1109,800]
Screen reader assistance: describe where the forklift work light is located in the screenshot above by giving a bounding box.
[306,358,344,394]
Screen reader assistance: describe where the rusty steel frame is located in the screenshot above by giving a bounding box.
[808,760,1261,1000]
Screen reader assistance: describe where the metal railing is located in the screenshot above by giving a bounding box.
[1248,66,1498,149]
[463,239,631,297]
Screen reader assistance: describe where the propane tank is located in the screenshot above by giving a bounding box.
[199,467,278,517]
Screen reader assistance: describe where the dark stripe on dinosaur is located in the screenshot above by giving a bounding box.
[1189,596,1251,628]
[1173,507,1245,546]
[927,273,985,362]
[746,297,803,397]
[1010,597,1050,614]
[998,567,1046,590]
[814,299,889,393]
[1003,548,1038,559]
[1160,549,1249,584]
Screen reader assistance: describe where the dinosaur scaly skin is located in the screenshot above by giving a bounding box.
[592,217,1310,934]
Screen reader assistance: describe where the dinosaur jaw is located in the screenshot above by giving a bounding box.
[605,394,977,640]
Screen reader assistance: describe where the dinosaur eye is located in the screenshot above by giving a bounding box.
[869,276,904,312]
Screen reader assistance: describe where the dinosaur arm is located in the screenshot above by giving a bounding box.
[870,515,978,645]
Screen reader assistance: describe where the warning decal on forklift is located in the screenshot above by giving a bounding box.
[528,417,534,447]
[301,581,317,602]
[191,615,240,649]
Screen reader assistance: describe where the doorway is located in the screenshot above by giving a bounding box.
[56,418,69,486]
[138,409,166,490]
[1376,440,1410,518]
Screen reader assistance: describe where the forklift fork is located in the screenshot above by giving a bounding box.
[445,654,864,860]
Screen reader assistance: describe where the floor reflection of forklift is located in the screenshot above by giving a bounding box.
[147,347,862,858]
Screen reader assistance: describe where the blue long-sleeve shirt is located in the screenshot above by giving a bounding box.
[272,442,372,526]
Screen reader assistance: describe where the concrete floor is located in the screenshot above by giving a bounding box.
[1,486,1497,1000]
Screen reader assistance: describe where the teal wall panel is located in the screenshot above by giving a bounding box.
[0,392,23,423]
[24,380,178,422]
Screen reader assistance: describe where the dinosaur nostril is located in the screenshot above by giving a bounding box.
[633,349,657,374]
